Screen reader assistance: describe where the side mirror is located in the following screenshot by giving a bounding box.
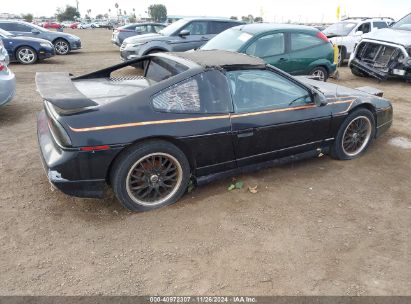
[179,29,190,37]
[354,30,363,36]
[312,91,327,106]
[31,29,40,34]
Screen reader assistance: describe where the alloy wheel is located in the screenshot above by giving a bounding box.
[17,48,35,64]
[342,116,372,157]
[126,153,183,206]
[311,69,326,81]
[54,40,69,55]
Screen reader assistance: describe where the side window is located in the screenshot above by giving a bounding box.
[152,71,232,114]
[246,33,285,57]
[152,78,201,113]
[0,23,16,31]
[373,21,388,29]
[227,70,311,112]
[210,21,235,34]
[291,33,323,51]
[153,25,165,32]
[135,25,148,33]
[357,22,371,33]
[182,21,208,35]
[14,23,32,32]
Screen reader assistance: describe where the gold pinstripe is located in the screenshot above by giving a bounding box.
[69,99,356,133]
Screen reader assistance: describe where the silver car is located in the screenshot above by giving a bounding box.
[0,39,15,106]
[120,18,244,61]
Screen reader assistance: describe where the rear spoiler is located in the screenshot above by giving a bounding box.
[35,72,98,110]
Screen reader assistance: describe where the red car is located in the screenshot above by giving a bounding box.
[43,22,62,29]
[70,22,79,29]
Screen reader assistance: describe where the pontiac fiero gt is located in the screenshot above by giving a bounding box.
[36,50,393,211]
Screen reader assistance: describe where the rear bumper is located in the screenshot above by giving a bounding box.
[0,69,16,106]
[37,110,123,199]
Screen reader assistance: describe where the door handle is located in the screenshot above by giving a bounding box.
[237,130,254,138]
[201,36,209,41]
[279,57,287,62]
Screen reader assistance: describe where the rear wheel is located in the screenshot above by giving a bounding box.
[53,39,70,55]
[309,66,329,82]
[331,108,375,160]
[337,47,346,66]
[111,140,190,211]
[16,46,37,64]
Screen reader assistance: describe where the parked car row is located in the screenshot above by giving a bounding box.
[115,18,337,81]
[0,20,82,64]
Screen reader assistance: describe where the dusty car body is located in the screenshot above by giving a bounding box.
[36,50,392,211]
[349,13,411,81]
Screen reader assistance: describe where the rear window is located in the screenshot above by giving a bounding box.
[145,57,188,82]
[152,70,232,114]
[291,33,324,51]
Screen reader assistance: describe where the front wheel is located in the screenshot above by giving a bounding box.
[16,46,37,64]
[309,66,329,82]
[53,39,70,55]
[331,108,375,160]
[111,140,191,211]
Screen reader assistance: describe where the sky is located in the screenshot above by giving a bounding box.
[2,0,410,23]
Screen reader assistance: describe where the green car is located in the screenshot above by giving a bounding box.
[201,23,337,81]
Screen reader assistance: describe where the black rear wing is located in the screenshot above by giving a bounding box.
[35,72,98,110]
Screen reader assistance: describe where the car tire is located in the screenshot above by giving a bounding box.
[111,140,191,211]
[338,47,346,66]
[331,108,375,160]
[16,46,38,64]
[351,67,365,77]
[53,39,70,55]
[309,66,329,82]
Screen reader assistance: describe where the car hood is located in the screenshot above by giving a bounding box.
[123,33,166,44]
[362,28,411,46]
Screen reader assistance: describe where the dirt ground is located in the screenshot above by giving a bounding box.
[0,29,410,296]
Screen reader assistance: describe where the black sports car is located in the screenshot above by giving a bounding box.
[36,50,393,211]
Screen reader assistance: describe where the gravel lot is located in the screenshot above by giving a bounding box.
[0,29,410,295]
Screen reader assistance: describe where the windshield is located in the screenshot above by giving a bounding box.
[158,19,190,36]
[392,13,411,31]
[201,28,253,51]
[323,22,357,36]
[0,28,13,37]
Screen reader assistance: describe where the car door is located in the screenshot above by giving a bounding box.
[242,32,291,72]
[170,21,210,52]
[287,32,330,75]
[227,68,332,167]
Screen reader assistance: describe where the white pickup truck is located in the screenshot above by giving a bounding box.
[323,17,393,65]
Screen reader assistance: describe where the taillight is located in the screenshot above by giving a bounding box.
[0,63,5,71]
[317,31,330,43]
[118,29,132,32]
